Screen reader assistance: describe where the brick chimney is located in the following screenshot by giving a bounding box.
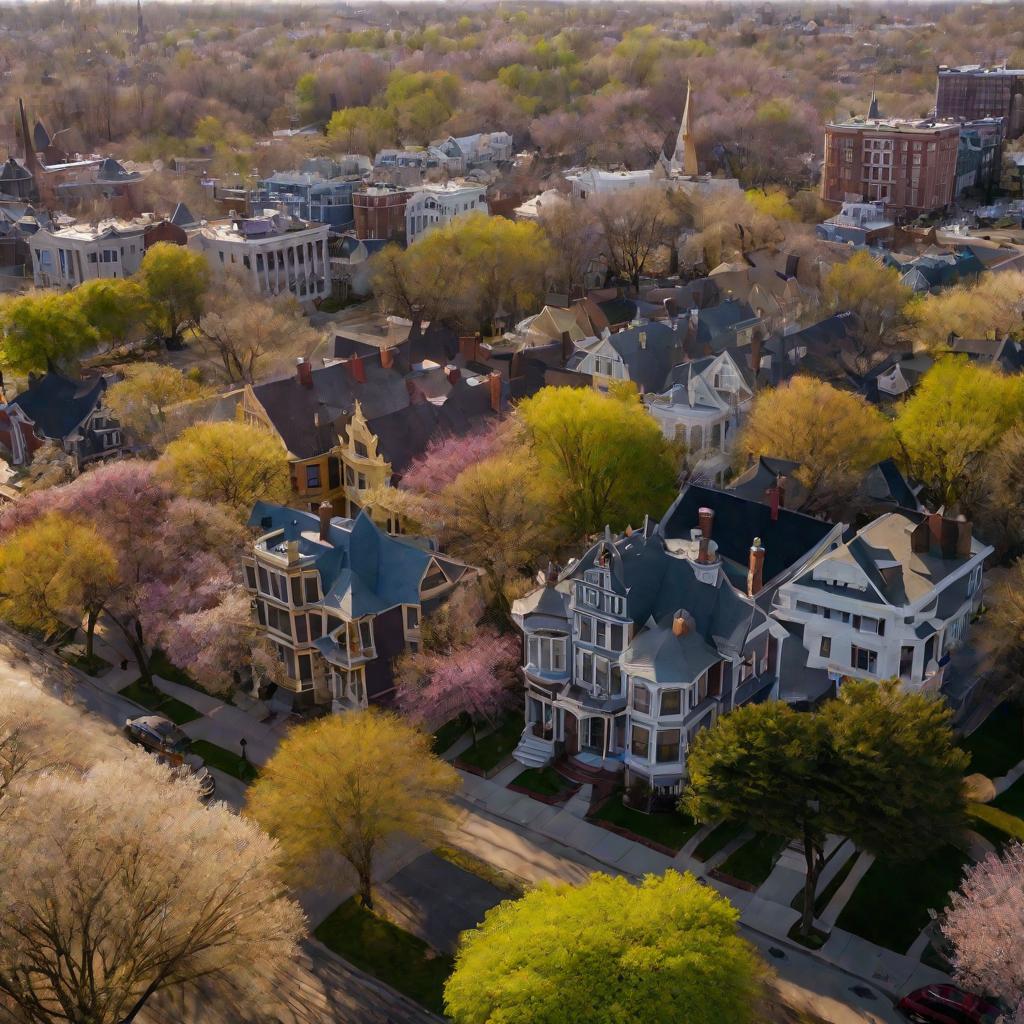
[697,506,714,542]
[560,330,574,366]
[769,475,786,522]
[749,331,763,385]
[296,357,313,389]
[448,366,461,385]
[747,538,765,597]
[672,610,690,636]
[459,334,479,364]
[318,500,333,542]
[380,346,394,369]
[349,353,366,384]
[955,515,973,559]
[488,371,502,414]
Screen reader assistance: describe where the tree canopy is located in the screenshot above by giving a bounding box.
[911,271,1024,351]
[444,870,764,1024]
[0,291,97,374]
[138,243,211,346]
[105,362,207,447]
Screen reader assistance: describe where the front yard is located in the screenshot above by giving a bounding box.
[189,739,258,782]
[119,679,202,725]
[718,832,788,887]
[456,714,522,774]
[511,767,578,800]
[692,819,748,862]
[590,792,702,851]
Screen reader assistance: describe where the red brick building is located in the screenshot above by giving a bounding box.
[352,184,410,243]
[821,117,960,219]
[937,65,1024,139]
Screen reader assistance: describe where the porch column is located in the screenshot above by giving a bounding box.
[601,717,609,760]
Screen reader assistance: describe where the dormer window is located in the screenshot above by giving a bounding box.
[585,568,610,588]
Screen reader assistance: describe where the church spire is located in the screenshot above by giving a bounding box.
[867,91,880,119]
[671,81,700,177]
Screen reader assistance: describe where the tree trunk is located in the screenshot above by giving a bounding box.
[84,607,99,661]
[111,615,153,686]
[800,827,824,937]
[357,870,374,910]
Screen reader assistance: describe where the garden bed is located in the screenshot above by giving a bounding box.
[508,767,579,804]
[454,714,522,777]
[313,899,453,1015]
[189,739,258,782]
[588,791,701,854]
[119,679,202,725]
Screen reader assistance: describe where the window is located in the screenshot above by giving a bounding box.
[406,606,420,631]
[298,653,312,683]
[304,576,319,603]
[796,600,818,615]
[265,603,291,636]
[631,724,650,759]
[595,620,607,648]
[610,623,624,651]
[354,440,368,458]
[583,587,599,608]
[853,615,883,636]
[633,683,651,714]
[305,464,321,489]
[656,729,680,764]
[290,577,303,606]
[819,636,832,658]
[610,664,623,696]
[358,620,373,651]
[310,613,323,640]
[660,689,681,716]
[595,657,609,692]
[294,615,308,643]
[357,472,367,490]
[528,632,567,672]
[577,615,593,643]
[345,466,355,486]
[851,645,878,674]
[245,564,257,590]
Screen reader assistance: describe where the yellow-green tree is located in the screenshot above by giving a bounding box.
[911,271,1024,351]
[246,711,459,909]
[444,871,764,1024]
[0,513,118,659]
[105,363,207,447]
[737,376,894,518]
[823,250,914,359]
[157,421,289,518]
[73,278,150,349]
[894,357,1024,511]
[0,291,97,373]
[138,243,210,347]
[518,386,678,539]
[326,106,397,155]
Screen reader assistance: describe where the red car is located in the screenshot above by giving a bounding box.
[897,985,1003,1024]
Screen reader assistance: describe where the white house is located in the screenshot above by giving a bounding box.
[773,510,992,692]
[405,181,488,244]
[565,168,654,200]
[188,211,329,306]
[644,350,755,481]
[29,219,148,287]
[430,132,513,173]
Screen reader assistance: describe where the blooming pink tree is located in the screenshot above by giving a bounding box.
[398,421,507,493]
[942,842,1024,1021]
[397,629,519,743]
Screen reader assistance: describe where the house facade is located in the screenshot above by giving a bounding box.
[245,502,474,711]
[512,515,784,798]
[405,182,488,245]
[773,510,992,692]
[29,219,148,287]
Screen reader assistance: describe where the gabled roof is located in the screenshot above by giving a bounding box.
[9,372,106,441]
[96,157,141,183]
[169,201,196,227]
[595,319,686,393]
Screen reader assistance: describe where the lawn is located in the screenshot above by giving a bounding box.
[993,775,1024,818]
[313,899,453,1015]
[189,739,259,783]
[591,792,702,851]
[431,715,468,756]
[58,645,111,676]
[120,679,202,725]
[692,819,748,862]
[719,832,788,886]
[456,714,523,774]
[150,648,199,688]
[961,704,1024,779]
[835,845,969,953]
[511,767,576,799]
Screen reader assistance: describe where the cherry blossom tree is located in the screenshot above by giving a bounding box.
[399,421,508,493]
[942,843,1024,1021]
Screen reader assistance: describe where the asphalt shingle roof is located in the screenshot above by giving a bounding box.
[10,372,106,441]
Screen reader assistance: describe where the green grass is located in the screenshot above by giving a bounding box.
[150,648,199,689]
[511,767,575,798]
[961,704,1024,779]
[591,792,702,851]
[719,832,788,886]
[189,740,259,782]
[791,845,858,917]
[313,899,453,1015]
[431,715,468,755]
[457,714,523,774]
[835,845,969,953]
[993,775,1024,818]
[692,819,748,862]
[58,646,111,676]
[435,845,523,897]
[119,679,202,725]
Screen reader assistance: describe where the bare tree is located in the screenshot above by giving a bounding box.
[593,187,675,293]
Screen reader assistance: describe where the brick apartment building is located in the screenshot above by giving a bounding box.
[937,65,1024,139]
[352,184,410,243]
[821,116,960,219]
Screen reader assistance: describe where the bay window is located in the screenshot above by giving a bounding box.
[631,724,650,759]
[656,729,681,763]
[633,683,651,714]
[527,631,568,673]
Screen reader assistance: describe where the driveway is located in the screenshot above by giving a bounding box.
[376,852,508,954]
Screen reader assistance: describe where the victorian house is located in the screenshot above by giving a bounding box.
[245,501,475,712]
[512,512,786,800]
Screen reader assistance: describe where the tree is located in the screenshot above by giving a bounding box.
[539,197,600,297]
[0,513,118,661]
[326,106,397,157]
[138,242,210,347]
[977,426,1024,553]
[19,442,75,494]
[942,843,1024,1020]
[685,682,967,938]
[399,421,507,493]
[519,385,679,539]
[822,250,914,362]
[157,420,290,518]
[736,376,894,518]
[0,756,304,1024]
[0,291,96,373]
[74,277,150,350]
[593,186,674,292]
[105,362,207,447]
[247,710,459,909]
[894,357,1024,512]
[983,557,1024,705]
[198,275,322,384]
[444,870,764,1024]
[911,271,1024,351]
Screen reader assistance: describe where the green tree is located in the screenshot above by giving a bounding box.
[684,684,967,938]
[444,870,763,1024]
[326,106,397,155]
[518,386,678,539]
[247,710,459,909]
[894,356,1024,511]
[157,420,290,518]
[138,243,210,347]
[0,291,96,373]
[74,277,150,349]
[0,512,118,659]
[105,362,207,447]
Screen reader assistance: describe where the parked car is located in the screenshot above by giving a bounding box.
[124,715,215,799]
[897,985,1003,1024]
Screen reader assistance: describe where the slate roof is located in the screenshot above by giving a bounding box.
[694,298,759,353]
[9,372,106,441]
[169,202,196,227]
[603,320,686,393]
[96,157,142,183]
[662,482,836,589]
[620,610,723,684]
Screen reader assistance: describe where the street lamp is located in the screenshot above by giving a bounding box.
[239,737,248,763]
